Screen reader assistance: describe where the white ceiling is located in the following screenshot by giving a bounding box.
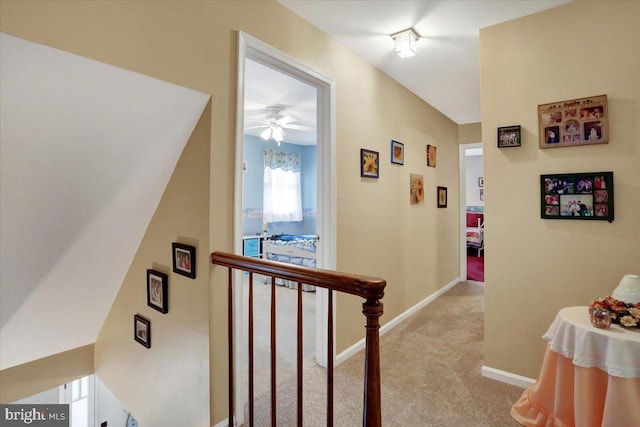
[278,0,572,124]
[0,33,209,369]
[244,58,317,145]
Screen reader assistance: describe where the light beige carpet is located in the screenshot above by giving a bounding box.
[242,281,524,426]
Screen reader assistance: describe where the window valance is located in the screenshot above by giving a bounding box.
[263,149,301,172]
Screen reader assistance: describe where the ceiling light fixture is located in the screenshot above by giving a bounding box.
[391,28,419,58]
[260,125,285,146]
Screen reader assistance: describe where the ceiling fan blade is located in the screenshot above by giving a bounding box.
[244,125,269,130]
[282,124,315,132]
[277,115,298,125]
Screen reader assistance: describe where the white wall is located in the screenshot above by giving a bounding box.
[95,375,128,427]
[12,386,58,404]
[465,154,484,208]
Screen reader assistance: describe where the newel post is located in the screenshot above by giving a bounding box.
[362,297,383,427]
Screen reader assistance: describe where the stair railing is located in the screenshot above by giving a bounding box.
[211,251,386,427]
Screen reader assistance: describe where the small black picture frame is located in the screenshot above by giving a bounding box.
[360,148,379,178]
[541,171,614,222]
[134,314,151,348]
[172,243,196,279]
[437,186,448,208]
[497,125,521,147]
[147,269,168,314]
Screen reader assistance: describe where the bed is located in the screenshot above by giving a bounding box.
[264,234,318,291]
[466,212,484,257]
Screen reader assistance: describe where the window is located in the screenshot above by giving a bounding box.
[263,149,302,223]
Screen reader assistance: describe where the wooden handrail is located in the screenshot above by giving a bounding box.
[211,251,386,427]
[211,251,386,301]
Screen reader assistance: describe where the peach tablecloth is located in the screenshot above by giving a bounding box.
[511,307,640,427]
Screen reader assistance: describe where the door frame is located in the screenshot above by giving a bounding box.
[233,31,336,425]
[459,143,483,281]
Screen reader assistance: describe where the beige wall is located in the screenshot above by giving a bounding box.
[0,1,460,423]
[458,123,482,145]
[333,47,460,350]
[93,102,211,426]
[0,344,94,403]
[480,0,640,378]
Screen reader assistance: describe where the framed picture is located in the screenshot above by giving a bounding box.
[437,186,447,208]
[478,177,484,187]
[172,243,196,279]
[147,269,168,314]
[409,174,424,205]
[480,188,484,201]
[426,145,437,167]
[538,94,608,149]
[360,148,379,178]
[134,314,151,348]
[497,125,521,148]
[541,171,614,222]
[390,140,404,165]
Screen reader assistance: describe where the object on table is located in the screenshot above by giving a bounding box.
[589,307,611,329]
[612,274,640,304]
[589,273,640,329]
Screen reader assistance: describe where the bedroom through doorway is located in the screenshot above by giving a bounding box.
[241,56,319,405]
[462,145,484,283]
[233,31,336,426]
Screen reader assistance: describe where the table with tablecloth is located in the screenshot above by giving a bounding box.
[511,306,640,427]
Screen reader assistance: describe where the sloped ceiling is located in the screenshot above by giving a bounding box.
[0,33,210,370]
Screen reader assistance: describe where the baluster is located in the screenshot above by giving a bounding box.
[327,289,334,427]
[297,282,303,427]
[270,276,277,426]
[248,272,255,426]
[362,298,383,427]
[228,268,235,426]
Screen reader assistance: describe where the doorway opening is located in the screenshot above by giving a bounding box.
[234,32,336,425]
[459,143,484,283]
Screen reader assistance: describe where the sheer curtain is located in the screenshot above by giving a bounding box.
[263,149,303,223]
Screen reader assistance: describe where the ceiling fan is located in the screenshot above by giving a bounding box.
[244,106,315,145]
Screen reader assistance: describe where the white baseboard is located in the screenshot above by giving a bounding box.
[481,365,536,389]
[336,277,462,366]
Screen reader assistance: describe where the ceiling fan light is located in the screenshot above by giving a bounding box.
[272,126,284,142]
[260,127,272,141]
[392,28,418,58]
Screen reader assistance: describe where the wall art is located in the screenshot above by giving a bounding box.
[426,144,437,167]
[147,269,168,314]
[541,171,614,222]
[134,314,151,348]
[360,148,379,178]
[538,94,608,149]
[391,140,404,165]
[172,243,196,279]
[497,125,521,148]
[437,186,448,208]
[410,174,424,205]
